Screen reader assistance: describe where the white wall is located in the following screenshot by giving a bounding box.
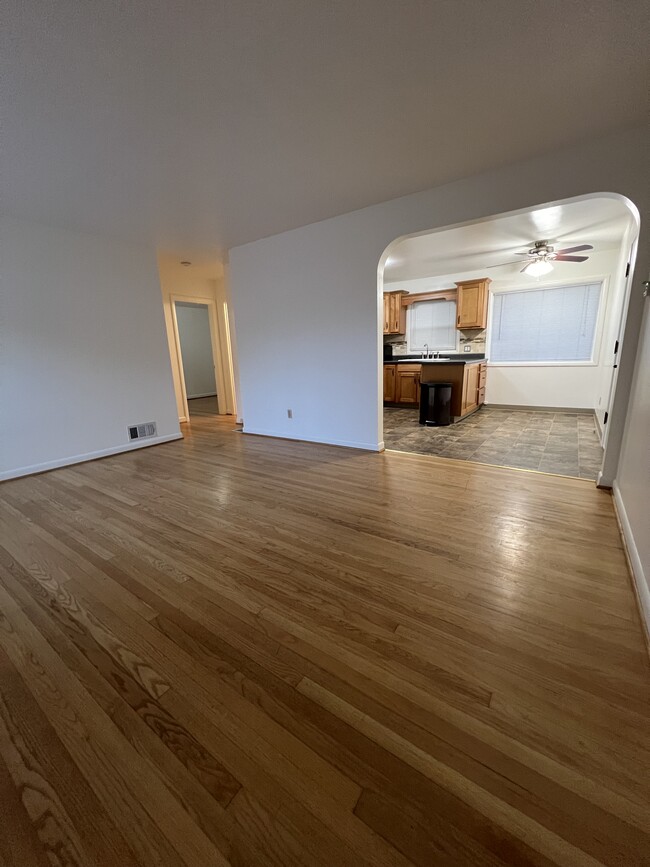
[0,216,181,480]
[229,125,649,621]
[175,303,217,398]
[230,127,646,451]
[158,255,237,421]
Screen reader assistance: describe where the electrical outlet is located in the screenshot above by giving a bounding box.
[463,344,472,352]
[287,409,293,419]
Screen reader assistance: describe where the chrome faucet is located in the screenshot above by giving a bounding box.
[422,343,429,359]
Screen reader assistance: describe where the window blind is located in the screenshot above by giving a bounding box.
[490,282,602,363]
[407,299,457,352]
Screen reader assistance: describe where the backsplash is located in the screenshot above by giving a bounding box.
[384,327,486,355]
[458,328,487,352]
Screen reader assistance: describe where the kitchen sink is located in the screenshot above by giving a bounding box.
[394,357,451,362]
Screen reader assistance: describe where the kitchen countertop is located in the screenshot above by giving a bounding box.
[384,354,486,365]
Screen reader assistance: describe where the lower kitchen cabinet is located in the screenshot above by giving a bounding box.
[384,361,487,416]
[461,362,481,415]
[383,364,396,402]
[395,365,421,405]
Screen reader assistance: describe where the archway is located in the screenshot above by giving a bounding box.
[377,193,640,485]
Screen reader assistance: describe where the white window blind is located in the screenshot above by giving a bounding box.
[490,282,602,363]
[407,300,457,352]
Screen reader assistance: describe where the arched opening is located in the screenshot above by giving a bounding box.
[377,193,640,485]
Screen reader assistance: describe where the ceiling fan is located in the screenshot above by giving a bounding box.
[489,240,594,276]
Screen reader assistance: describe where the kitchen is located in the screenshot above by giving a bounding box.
[380,197,635,480]
[383,278,489,422]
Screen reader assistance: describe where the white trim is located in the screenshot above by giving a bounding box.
[179,415,188,423]
[612,481,650,641]
[485,403,593,413]
[487,361,599,368]
[242,428,381,451]
[0,434,184,483]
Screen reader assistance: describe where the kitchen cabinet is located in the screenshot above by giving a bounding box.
[455,279,490,330]
[385,360,487,415]
[419,361,487,419]
[383,291,408,334]
[384,363,421,405]
[395,365,421,405]
[461,363,481,415]
[383,364,396,402]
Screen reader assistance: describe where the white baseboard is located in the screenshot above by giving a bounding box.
[0,433,184,483]
[242,427,382,452]
[485,403,594,414]
[612,481,650,641]
[179,416,188,423]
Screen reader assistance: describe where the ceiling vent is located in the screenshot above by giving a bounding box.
[128,422,157,441]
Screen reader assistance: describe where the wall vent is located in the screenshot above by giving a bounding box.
[128,422,157,441]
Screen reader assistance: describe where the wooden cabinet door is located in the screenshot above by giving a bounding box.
[461,364,480,414]
[383,294,391,334]
[456,280,489,329]
[383,292,406,334]
[395,367,421,405]
[383,365,396,402]
[477,363,487,405]
[388,294,398,332]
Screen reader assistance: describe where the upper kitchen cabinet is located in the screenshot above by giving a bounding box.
[383,291,408,334]
[455,278,490,330]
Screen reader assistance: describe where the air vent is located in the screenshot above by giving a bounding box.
[128,422,157,441]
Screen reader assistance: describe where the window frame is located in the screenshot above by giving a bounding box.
[486,276,609,368]
[406,298,459,354]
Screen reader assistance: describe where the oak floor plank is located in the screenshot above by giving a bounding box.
[0,638,140,867]
[0,587,229,867]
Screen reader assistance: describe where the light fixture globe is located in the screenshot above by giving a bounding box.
[523,259,554,277]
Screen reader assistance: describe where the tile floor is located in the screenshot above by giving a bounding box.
[383,406,604,480]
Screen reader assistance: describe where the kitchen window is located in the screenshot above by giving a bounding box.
[489,282,603,363]
[407,299,457,353]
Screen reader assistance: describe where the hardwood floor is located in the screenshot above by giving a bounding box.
[0,413,648,866]
[188,395,220,417]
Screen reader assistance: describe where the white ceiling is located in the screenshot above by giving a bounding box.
[2,1,648,257]
[383,197,634,283]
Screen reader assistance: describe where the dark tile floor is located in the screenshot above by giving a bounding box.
[383,406,604,480]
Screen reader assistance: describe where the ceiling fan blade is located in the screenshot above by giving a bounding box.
[556,244,593,255]
[485,260,524,268]
[554,255,589,262]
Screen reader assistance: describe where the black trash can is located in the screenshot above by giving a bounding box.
[419,382,452,426]
[433,382,452,426]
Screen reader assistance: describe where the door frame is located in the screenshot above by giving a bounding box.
[170,295,226,420]
[601,236,639,452]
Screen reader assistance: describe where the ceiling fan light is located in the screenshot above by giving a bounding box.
[523,259,554,277]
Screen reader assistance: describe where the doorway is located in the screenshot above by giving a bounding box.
[379,194,639,483]
[173,301,219,419]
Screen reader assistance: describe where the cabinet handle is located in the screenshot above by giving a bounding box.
[457,315,460,325]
